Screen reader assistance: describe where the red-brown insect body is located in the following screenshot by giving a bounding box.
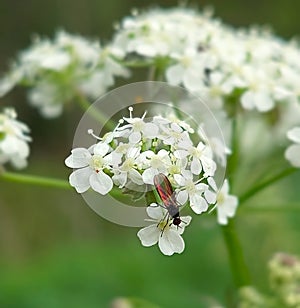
[153,173,181,226]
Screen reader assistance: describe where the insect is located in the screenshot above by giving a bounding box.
[153,173,182,229]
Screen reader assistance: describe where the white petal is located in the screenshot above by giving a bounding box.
[181,169,193,181]
[142,168,159,185]
[191,157,201,175]
[10,155,27,169]
[170,123,182,133]
[204,190,217,204]
[176,190,188,205]
[177,216,192,234]
[222,196,238,217]
[254,91,274,112]
[165,64,184,85]
[128,169,144,185]
[190,193,208,214]
[129,131,141,144]
[40,104,63,118]
[157,149,169,158]
[241,91,254,110]
[142,123,159,138]
[217,207,229,225]
[174,174,185,186]
[221,179,230,195]
[146,204,165,220]
[65,148,91,168]
[89,171,113,195]
[93,142,109,156]
[183,70,202,92]
[112,172,127,188]
[174,150,189,159]
[201,157,217,176]
[137,225,159,247]
[287,127,300,143]
[285,144,300,167]
[158,230,185,255]
[208,177,218,191]
[69,167,92,193]
[105,151,122,166]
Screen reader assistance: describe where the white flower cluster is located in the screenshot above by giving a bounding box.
[112,8,300,112]
[65,107,217,210]
[0,31,129,118]
[65,107,238,255]
[0,108,31,169]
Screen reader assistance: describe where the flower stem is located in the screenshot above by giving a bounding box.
[0,171,71,189]
[239,203,300,213]
[221,220,251,287]
[239,167,297,205]
[227,116,239,189]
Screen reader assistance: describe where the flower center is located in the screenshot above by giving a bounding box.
[157,220,170,232]
[189,147,201,158]
[168,164,180,175]
[132,119,144,132]
[217,192,225,204]
[185,180,196,194]
[116,143,130,154]
[121,158,135,171]
[91,155,104,171]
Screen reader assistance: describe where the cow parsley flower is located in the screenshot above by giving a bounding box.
[166,47,214,92]
[137,204,192,256]
[285,127,300,168]
[174,170,216,214]
[65,106,219,218]
[0,31,129,118]
[214,179,238,225]
[112,7,300,113]
[119,107,159,143]
[65,143,114,195]
[0,108,31,169]
[140,149,172,184]
[174,140,216,176]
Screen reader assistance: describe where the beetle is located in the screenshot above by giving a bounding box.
[153,173,182,228]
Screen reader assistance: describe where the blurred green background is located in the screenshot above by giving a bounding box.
[0,0,300,307]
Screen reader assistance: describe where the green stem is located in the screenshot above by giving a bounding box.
[239,167,297,204]
[239,203,300,213]
[0,171,71,189]
[75,93,116,131]
[122,59,154,68]
[221,220,251,287]
[227,116,239,189]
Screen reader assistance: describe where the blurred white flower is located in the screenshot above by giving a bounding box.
[215,179,238,225]
[112,7,300,113]
[0,31,129,118]
[285,127,300,168]
[0,108,31,169]
[137,204,192,256]
[166,48,214,92]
